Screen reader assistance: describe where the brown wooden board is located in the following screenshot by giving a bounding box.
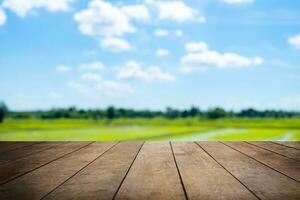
[0,142,299,199]
[0,142,67,165]
[172,142,257,200]
[274,142,300,150]
[0,142,91,185]
[115,142,186,200]
[224,142,300,182]
[0,142,39,154]
[0,142,116,200]
[248,142,300,161]
[43,142,143,200]
[198,142,300,200]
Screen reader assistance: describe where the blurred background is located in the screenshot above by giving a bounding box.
[0,0,300,141]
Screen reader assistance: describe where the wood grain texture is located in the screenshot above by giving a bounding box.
[198,142,300,200]
[0,141,299,199]
[115,142,186,200]
[274,142,300,150]
[224,142,300,182]
[43,142,143,200]
[0,142,65,165]
[172,142,257,200]
[0,142,91,184]
[0,142,38,154]
[248,142,300,161]
[0,142,116,200]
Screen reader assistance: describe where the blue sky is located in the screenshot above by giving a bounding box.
[0,0,300,111]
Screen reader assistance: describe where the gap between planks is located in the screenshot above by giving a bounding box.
[41,142,120,200]
[221,142,300,184]
[245,142,299,162]
[271,142,300,151]
[170,142,189,200]
[111,142,145,200]
[0,142,94,186]
[195,142,261,200]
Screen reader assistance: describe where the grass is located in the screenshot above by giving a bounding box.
[0,118,299,141]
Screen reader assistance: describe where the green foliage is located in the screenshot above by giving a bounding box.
[207,107,227,119]
[5,106,300,120]
[165,107,180,119]
[0,118,299,141]
[0,102,8,123]
[106,106,116,119]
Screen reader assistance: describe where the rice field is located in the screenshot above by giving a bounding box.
[0,118,299,141]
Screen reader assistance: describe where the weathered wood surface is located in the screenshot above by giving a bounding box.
[115,142,186,200]
[0,142,299,200]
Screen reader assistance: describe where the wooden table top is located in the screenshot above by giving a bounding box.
[0,141,299,199]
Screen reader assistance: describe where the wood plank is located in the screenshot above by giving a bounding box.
[224,142,300,182]
[0,142,117,200]
[249,142,300,161]
[0,142,91,185]
[43,142,143,200]
[198,142,300,200]
[274,142,300,150]
[115,142,186,200]
[172,142,257,200]
[0,142,19,151]
[0,142,65,165]
[0,142,39,154]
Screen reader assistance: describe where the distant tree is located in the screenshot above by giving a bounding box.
[4,104,300,120]
[106,106,116,120]
[68,106,76,112]
[9,112,31,119]
[238,108,260,118]
[165,107,180,119]
[181,110,189,118]
[207,107,227,119]
[0,102,8,123]
[227,110,236,118]
[189,106,200,117]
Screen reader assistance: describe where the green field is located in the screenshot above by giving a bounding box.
[0,118,299,141]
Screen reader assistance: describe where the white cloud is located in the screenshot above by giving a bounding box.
[181,41,263,72]
[121,4,150,21]
[179,66,203,74]
[175,29,183,37]
[253,57,264,65]
[68,79,133,96]
[154,1,205,23]
[74,0,135,37]
[117,61,175,82]
[56,65,72,72]
[156,49,171,57]
[79,61,104,71]
[2,0,74,17]
[154,28,169,37]
[81,72,102,82]
[68,64,134,96]
[198,16,206,23]
[182,51,263,69]
[48,92,64,100]
[0,7,6,26]
[156,1,193,21]
[288,34,300,49]
[95,80,134,96]
[68,81,90,94]
[221,0,254,4]
[100,37,131,52]
[185,42,208,52]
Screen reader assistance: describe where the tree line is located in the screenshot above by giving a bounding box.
[1,102,299,123]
